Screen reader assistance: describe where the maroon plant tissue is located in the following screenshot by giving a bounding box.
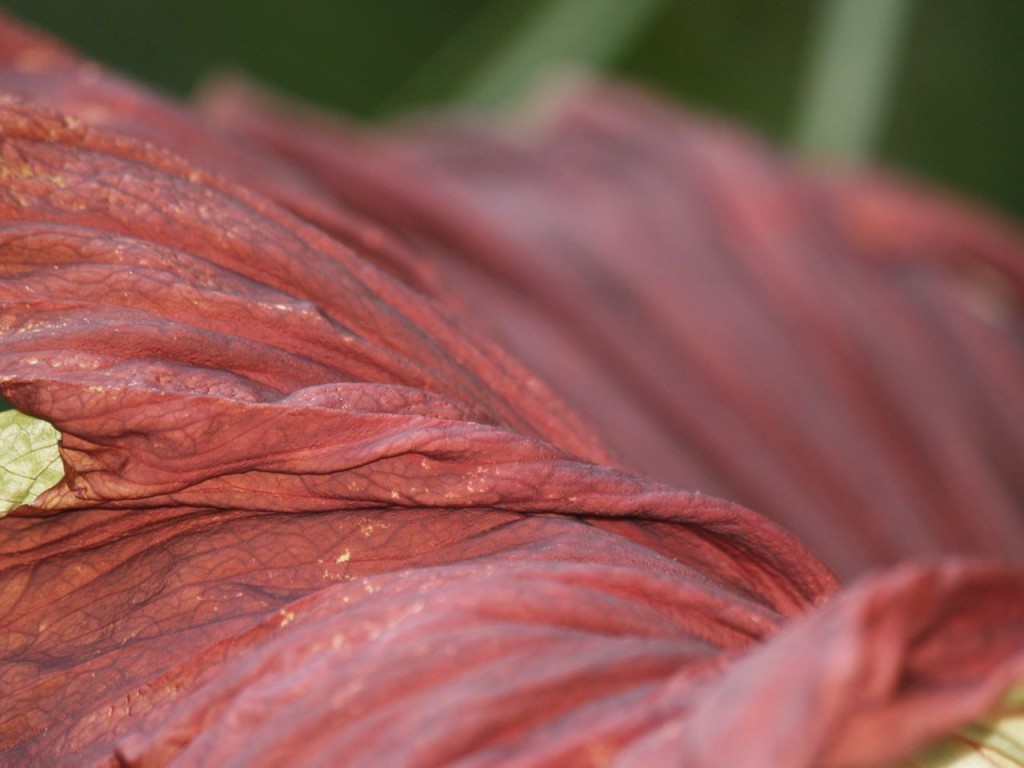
[0,13,1022,768]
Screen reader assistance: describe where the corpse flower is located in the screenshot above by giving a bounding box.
[0,13,1022,768]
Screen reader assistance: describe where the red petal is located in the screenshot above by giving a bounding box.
[1,12,1021,767]
[199,77,1024,578]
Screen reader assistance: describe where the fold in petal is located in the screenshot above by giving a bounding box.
[198,78,1024,578]
[621,562,1024,767]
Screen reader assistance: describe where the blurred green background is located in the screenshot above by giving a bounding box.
[2,0,1023,221]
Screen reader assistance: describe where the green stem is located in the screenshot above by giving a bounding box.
[794,0,915,163]
[387,0,670,113]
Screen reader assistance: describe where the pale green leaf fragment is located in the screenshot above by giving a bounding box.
[891,684,1024,767]
[0,409,63,516]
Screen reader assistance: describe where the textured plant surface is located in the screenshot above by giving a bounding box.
[0,13,1022,768]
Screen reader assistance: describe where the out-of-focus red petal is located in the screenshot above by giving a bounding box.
[198,77,1024,579]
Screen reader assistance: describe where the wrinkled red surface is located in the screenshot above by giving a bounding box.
[0,12,1023,768]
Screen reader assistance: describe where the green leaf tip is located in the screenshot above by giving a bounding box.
[893,684,1024,767]
[0,409,63,515]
